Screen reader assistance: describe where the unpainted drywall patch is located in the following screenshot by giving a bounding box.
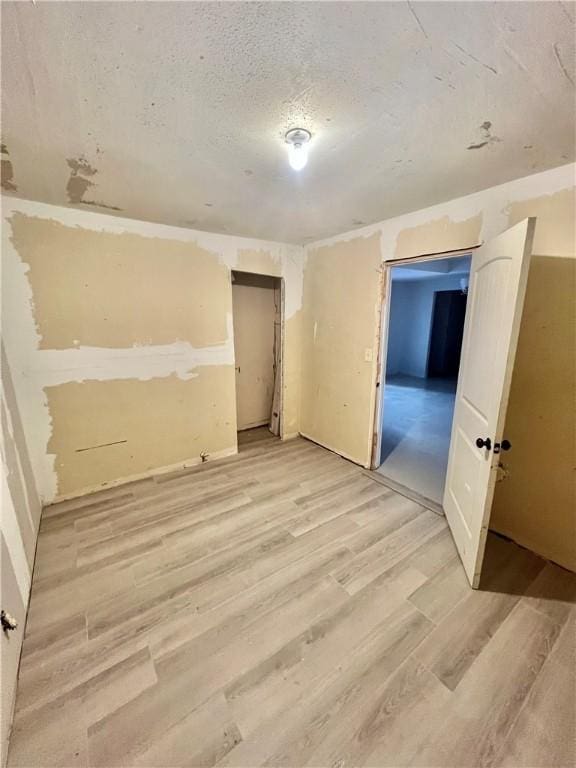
[9,213,231,349]
[46,368,237,497]
[505,187,575,257]
[300,232,382,465]
[491,255,576,571]
[1,145,17,191]
[394,213,482,259]
[236,248,281,277]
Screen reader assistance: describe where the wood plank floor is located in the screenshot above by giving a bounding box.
[8,429,576,767]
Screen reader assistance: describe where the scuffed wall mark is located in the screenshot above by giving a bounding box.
[66,156,97,204]
[75,439,127,453]
[553,42,575,86]
[467,121,501,150]
[1,143,8,155]
[82,200,123,212]
[1,158,17,191]
[467,141,489,151]
[454,43,498,75]
[406,1,428,39]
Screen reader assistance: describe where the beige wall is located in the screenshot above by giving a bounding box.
[232,279,276,430]
[300,232,382,464]
[2,199,303,502]
[301,164,575,572]
[1,347,41,763]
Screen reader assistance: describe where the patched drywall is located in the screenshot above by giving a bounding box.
[237,249,282,277]
[490,256,575,571]
[505,188,575,257]
[10,214,230,349]
[300,231,381,465]
[46,369,236,497]
[394,213,482,259]
[2,198,304,502]
[302,163,575,570]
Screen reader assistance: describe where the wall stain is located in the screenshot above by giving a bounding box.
[66,156,122,210]
[1,145,17,191]
[66,156,97,203]
[467,120,501,150]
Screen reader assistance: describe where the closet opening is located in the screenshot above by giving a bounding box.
[231,271,283,445]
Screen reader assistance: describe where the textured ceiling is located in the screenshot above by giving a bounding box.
[2,1,575,243]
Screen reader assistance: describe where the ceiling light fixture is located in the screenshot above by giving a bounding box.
[285,128,311,171]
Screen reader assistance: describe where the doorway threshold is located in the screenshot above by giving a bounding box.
[363,470,444,517]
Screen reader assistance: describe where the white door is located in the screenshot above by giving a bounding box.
[444,218,535,587]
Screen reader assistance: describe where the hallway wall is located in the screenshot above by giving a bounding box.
[387,274,466,379]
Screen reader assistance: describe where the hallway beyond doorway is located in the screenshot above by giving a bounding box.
[377,375,457,504]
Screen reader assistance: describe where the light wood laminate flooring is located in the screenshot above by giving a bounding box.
[8,429,575,767]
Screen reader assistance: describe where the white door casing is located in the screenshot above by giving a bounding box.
[443,218,535,587]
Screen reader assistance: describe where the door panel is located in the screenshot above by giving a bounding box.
[444,219,535,587]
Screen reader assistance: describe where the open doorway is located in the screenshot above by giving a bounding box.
[231,271,282,443]
[375,254,471,504]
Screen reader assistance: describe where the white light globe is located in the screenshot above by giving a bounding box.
[288,143,308,171]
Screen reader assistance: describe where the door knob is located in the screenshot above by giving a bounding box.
[494,439,511,454]
[476,437,492,450]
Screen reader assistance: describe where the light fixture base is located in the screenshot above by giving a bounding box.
[285,128,311,146]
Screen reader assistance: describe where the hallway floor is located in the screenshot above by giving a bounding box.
[377,375,457,504]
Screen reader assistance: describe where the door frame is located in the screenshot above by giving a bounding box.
[369,246,479,471]
[230,270,285,439]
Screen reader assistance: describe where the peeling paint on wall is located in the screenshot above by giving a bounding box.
[467,120,501,151]
[66,156,97,203]
[66,156,122,211]
[1,145,17,191]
